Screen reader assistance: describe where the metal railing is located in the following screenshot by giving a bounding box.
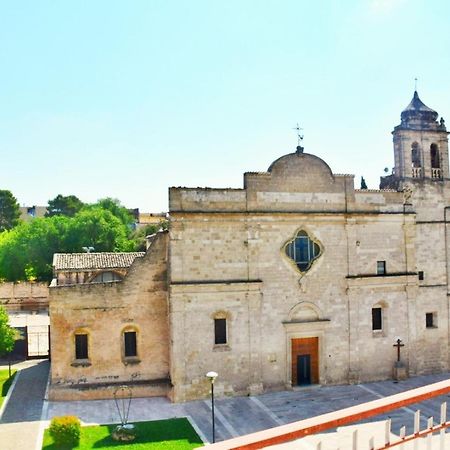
[316,403,448,449]
[203,379,450,450]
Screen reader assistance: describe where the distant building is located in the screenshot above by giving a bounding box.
[48,91,450,403]
[136,212,167,228]
[19,206,47,221]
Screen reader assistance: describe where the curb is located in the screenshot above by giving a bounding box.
[0,370,21,421]
[187,414,209,444]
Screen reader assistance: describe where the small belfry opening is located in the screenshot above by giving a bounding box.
[431,143,440,168]
[411,142,421,170]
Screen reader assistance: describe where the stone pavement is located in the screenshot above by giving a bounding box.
[46,371,450,445]
[1,366,450,449]
[0,359,50,450]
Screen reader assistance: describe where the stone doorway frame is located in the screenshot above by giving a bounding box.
[283,320,330,388]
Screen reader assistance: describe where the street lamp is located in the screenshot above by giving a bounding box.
[206,371,218,443]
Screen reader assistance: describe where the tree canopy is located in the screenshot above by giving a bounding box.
[0,192,167,282]
[0,190,21,232]
[0,306,15,357]
[92,198,135,227]
[0,208,135,281]
[130,221,169,251]
[46,194,85,217]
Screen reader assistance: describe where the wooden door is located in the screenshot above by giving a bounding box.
[291,337,319,385]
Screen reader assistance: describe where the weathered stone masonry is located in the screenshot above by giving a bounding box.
[49,90,450,402]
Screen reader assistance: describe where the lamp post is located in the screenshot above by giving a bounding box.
[206,371,218,443]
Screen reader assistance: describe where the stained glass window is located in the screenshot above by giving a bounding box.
[285,230,321,273]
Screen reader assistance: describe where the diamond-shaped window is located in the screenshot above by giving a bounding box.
[285,230,321,273]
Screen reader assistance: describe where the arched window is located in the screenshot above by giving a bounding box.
[431,143,440,168]
[371,301,388,335]
[372,307,382,331]
[90,271,123,283]
[73,329,90,361]
[285,230,322,273]
[411,142,421,168]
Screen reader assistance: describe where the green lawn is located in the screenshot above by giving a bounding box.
[0,369,17,408]
[42,417,204,450]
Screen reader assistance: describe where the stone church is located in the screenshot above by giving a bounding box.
[49,91,450,402]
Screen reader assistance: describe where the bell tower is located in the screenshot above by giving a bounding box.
[391,91,449,182]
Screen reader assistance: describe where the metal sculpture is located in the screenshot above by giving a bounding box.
[112,385,136,441]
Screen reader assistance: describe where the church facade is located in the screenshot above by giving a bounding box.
[49,91,450,402]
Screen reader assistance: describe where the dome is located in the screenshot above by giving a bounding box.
[268,151,334,180]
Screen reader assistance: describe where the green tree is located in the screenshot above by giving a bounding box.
[0,306,15,357]
[130,221,169,251]
[0,190,21,232]
[0,216,69,281]
[46,194,84,217]
[91,198,135,227]
[66,207,134,252]
[0,197,144,282]
[360,177,368,189]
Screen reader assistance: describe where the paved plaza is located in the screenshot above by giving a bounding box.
[1,359,450,449]
[46,371,450,445]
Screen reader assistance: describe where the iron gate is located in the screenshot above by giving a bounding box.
[12,325,50,359]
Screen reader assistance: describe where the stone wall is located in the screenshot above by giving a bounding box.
[0,282,49,311]
[49,148,450,403]
[48,231,170,401]
[168,152,421,402]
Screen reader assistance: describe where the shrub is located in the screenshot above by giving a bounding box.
[49,415,81,448]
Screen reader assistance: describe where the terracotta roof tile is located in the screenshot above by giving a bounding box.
[53,252,145,271]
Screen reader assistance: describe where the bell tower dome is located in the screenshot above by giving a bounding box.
[390,90,449,182]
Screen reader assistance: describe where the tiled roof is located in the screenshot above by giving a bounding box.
[53,252,145,271]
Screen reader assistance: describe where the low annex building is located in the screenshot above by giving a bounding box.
[52,252,145,285]
[49,91,450,402]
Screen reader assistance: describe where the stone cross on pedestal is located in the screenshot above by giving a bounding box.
[393,338,407,381]
[393,338,405,362]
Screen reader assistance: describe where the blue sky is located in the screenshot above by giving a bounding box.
[1,0,450,212]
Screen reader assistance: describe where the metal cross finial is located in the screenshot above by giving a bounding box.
[414,77,418,91]
[293,123,304,146]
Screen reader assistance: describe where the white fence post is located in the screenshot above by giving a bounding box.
[352,429,358,450]
[440,401,447,450]
[427,416,433,450]
[385,418,391,446]
[399,425,406,450]
[414,410,421,450]
[369,436,375,450]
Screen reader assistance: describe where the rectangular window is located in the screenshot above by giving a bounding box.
[124,331,137,357]
[75,334,88,359]
[418,271,424,280]
[372,308,382,331]
[426,313,435,328]
[377,261,386,275]
[214,318,227,345]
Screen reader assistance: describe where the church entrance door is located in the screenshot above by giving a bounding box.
[291,337,319,386]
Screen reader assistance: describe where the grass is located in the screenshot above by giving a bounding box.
[42,417,204,449]
[0,369,17,408]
